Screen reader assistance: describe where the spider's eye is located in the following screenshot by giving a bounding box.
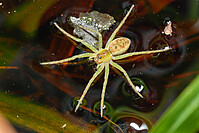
[97,54,102,59]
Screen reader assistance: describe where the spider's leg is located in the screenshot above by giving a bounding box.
[40,53,94,65]
[75,64,105,112]
[54,22,97,53]
[100,64,109,117]
[79,26,103,49]
[110,61,143,98]
[105,4,135,48]
[113,47,171,60]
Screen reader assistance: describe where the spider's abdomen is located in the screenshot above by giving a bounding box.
[108,37,131,55]
[94,49,112,64]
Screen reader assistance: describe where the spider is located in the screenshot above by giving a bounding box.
[40,4,170,117]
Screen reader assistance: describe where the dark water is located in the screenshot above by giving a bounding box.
[0,0,199,132]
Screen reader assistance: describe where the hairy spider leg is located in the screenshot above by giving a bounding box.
[54,22,98,53]
[40,53,95,65]
[113,47,171,60]
[110,61,143,98]
[78,25,103,49]
[75,65,105,112]
[105,4,135,48]
[100,64,109,117]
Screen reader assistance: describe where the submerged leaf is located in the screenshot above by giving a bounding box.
[0,37,22,67]
[0,92,97,133]
[7,0,55,33]
[147,0,174,13]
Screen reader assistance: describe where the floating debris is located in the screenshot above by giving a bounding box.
[68,11,116,48]
[61,124,66,128]
[163,21,173,36]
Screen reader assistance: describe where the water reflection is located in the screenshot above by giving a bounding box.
[130,122,148,131]
[135,84,144,93]
[106,114,151,133]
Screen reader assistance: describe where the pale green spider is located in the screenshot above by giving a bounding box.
[40,4,170,117]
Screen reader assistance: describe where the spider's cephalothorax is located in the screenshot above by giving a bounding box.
[40,4,170,117]
[94,49,112,64]
[95,37,131,64]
